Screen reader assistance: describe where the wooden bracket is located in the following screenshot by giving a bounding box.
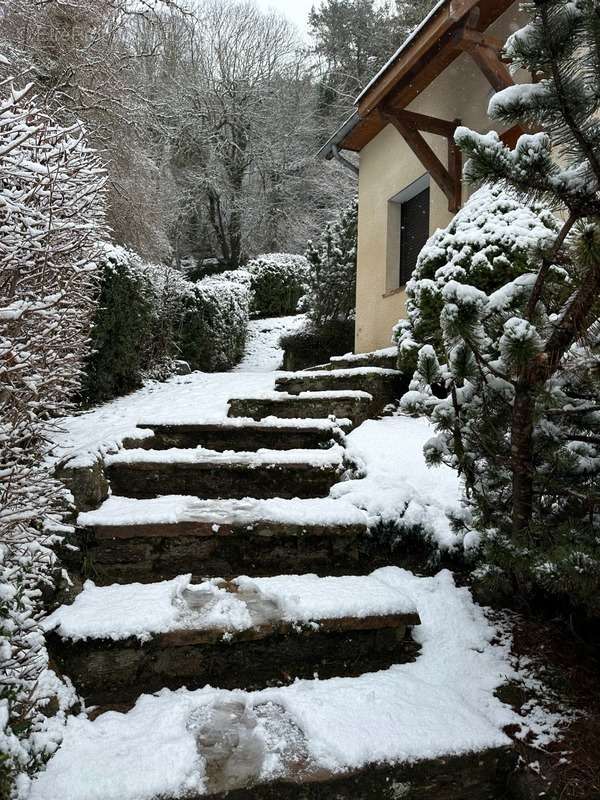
[453,27,515,92]
[381,109,462,212]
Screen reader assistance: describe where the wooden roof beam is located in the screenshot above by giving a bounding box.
[453,27,515,92]
[381,109,462,212]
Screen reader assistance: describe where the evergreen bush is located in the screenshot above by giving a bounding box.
[83,246,157,403]
[177,275,250,371]
[280,320,355,371]
[245,253,309,318]
[84,246,251,402]
[301,199,357,328]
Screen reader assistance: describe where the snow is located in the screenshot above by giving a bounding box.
[138,416,350,431]
[50,318,462,552]
[282,366,399,378]
[50,371,276,468]
[331,415,465,551]
[43,571,417,642]
[232,389,373,401]
[330,345,397,362]
[42,576,253,642]
[234,315,306,372]
[77,495,368,529]
[31,568,525,800]
[235,573,416,622]
[105,444,347,468]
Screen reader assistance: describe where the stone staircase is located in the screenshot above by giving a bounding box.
[45,354,512,798]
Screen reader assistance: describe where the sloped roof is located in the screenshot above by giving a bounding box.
[319,0,516,159]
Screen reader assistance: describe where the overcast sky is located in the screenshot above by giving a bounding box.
[256,0,317,33]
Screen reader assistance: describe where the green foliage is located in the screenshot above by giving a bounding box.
[245,254,309,318]
[301,199,358,330]
[83,245,251,402]
[397,0,600,618]
[309,0,434,110]
[83,251,156,403]
[394,184,558,377]
[177,276,249,371]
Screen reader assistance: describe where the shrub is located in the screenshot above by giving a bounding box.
[177,275,250,371]
[0,77,105,792]
[301,199,357,328]
[393,184,558,378]
[245,253,309,317]
[83,245,251,402]
[83,246,158,402]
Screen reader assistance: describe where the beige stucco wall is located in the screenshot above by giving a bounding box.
[354,4,528,353]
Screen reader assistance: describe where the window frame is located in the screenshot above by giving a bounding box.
[385,174,430,293]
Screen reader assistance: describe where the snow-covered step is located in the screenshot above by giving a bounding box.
[309,345,399,372]
[125,416,351,452]
[105,445,351,501]
[228,390,373,426]
[44,572,421,709]
[275,367,403,411]
[33,569,515,800]
[61,496,369,585]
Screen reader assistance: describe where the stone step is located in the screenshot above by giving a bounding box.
[105,445,350,501]
[227,390,373,427]
[275,367,404,411]
[310,345,399,372]
[44,573,421,709]
[124,418,350,452]
[60,496,369,585]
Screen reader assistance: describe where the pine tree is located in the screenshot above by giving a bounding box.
[302,198,358,328]
[398,0,600,613]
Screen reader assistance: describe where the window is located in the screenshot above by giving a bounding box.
[399,185,430,285]
[386,175,430,292]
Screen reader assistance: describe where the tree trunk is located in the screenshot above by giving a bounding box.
[511,382,535,536]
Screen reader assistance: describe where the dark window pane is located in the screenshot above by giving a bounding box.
[400,187,430,285]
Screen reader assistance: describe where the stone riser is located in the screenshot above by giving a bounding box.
[124,427,343,452]
[274,375,403,412]
[206,747,513,800]
[228,398,371,426]
[47,625,419,710]
[106,462,344,500]
[59,525,365,585]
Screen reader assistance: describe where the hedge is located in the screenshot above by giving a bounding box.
[83,245,250,403]
[245,253,309,318]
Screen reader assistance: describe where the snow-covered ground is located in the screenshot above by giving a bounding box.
[30,568,560,800]
[49,314,463,552]
[339,416,464,551]
[234,314,306,372]
[29,317,567,800]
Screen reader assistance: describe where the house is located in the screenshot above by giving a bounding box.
[319,0,528,353]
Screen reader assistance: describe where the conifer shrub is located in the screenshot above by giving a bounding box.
[245,253,309,318]
[302,199,357,328]
[281,200,358,368]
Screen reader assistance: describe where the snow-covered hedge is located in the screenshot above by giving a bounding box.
[245,253,309,317]
[178,273,250,371]
[84,246,250,402]
[0,77,105,792]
